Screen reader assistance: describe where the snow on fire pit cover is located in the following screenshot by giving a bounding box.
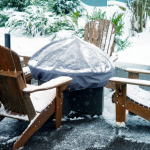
[28,37,115,89]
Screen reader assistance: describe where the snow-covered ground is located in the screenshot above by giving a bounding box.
[1,1,150,145]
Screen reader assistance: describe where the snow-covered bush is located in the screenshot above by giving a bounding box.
[86,8,107,21]
[0,0,27,11]
[5,6,50,36]
[0,13,9,27]
[5,5,77,36]
[0,0,49,11]
[52,0,83,15]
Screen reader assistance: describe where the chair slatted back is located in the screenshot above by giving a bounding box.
[84,19,117,57]
[0,45,28,114]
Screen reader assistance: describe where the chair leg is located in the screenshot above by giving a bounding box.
[13,100,55,150]
[115,84,126,123]
[55,96,63,129]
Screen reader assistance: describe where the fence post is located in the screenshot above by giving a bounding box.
[5,33,11,49]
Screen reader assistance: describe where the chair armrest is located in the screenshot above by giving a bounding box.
[125,68,150,75]
[109,77,150,87]
[19,55,31,66]
[19,55,31,59]
[23,76,73,93]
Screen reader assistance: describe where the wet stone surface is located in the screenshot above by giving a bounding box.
[1,62,150,149]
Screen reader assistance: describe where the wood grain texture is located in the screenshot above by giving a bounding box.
[55,87,63,129]
[126,68,150,75]
[84,19,117,60]
[126,98,150,121]
[115,84,126,123]
[0,45,72,150]
[13,100,55,150]
[23,93,36,122]
[128,72,139,79]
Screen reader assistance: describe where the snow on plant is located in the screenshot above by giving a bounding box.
[5,6,52,36]
[0,12,9,27]
[52,0,83,15]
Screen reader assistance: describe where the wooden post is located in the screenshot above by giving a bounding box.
[115,84,127,123]
[128,72,139,79]
[55,87,63,129]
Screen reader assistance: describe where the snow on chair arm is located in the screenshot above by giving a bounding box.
[109,77,150,87]
[23,76,73,93]
[125,68,150,75]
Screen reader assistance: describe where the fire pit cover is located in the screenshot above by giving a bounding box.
[28,37,115,89]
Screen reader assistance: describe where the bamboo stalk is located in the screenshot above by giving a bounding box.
[137,0,139,32]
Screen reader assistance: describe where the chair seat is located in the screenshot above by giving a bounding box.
[23,66,31,75]
[127,85,150,108]
[27,84,56,113]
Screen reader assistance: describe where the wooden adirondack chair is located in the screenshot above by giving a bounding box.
[0,45,73,150]
[84,19,117,62]
[110,68,150,124]
[20,55,33,84]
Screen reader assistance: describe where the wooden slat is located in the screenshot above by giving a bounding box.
[23,57,30,66]
[102,20,110,53]
[126,98,150,121]
[23,93,36,122]
[11,50,22,71]
[110,77,150,87]
[89,21,95,43]
[126,68,150,75]
[93,20,99,46]
[109,24,117,57]
[11,77,28,114]
[13,100,55,150]
[0,82,10,110]
[1,46,15,71]
[128,72,139,79]
[0,45,8,71]
[55,87,64,129]
[0,76,17,112]
[84,19,117,58]
[0,110,29,121]
[98,19,105,49]
[0,71,22,78]
[84,22,89,42]
[115,84,126,123]
[11,50,27,84]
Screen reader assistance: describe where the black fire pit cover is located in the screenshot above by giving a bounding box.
[28,37,115,89]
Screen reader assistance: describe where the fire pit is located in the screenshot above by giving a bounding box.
[29,37,115,115]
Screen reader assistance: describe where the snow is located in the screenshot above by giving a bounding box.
[0,104,29,121]
[1,1,150,146]
[126,68,150,74]
[107,1,127,9]
[110,77,150,86]
[22,66,31,75]
[30,85,56,112]
[23,76,72,92]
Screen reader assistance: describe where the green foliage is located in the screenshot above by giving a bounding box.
[86,8,107,21]
[52,0,82,15]
[70,11,80,26]
[115,36,131,51]
[5,6,50,36]
[109,12,124,36]
[0,0,49,11]
[0,13,9,27]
